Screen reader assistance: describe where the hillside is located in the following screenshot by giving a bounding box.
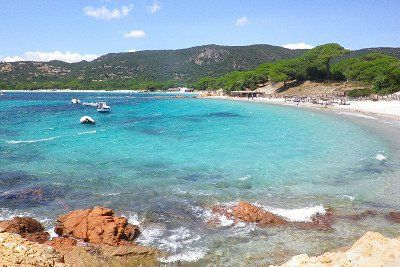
[0,44,305,83]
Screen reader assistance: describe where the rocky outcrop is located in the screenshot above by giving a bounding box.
[212,201,334,230]
[271,231,400,267]
[0,232,64,266]
[0,216,50,243]
[54,206,140,246]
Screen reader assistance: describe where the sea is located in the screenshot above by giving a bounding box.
[1,92,400,266]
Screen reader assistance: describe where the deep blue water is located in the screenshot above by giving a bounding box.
[0,92,399,265]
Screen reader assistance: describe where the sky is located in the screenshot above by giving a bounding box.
[0,0,399,63]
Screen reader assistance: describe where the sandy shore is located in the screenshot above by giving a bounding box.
[206,96,400,121]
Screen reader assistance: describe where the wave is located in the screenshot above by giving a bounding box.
[261,204,326,222]
[337,111,377,120]
[77,130,97,135]
[6,136,60,144]
[159,247,207,263]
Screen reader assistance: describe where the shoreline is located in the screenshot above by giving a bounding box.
[204,95,400,121]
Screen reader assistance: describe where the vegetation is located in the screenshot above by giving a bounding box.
[193,44,400,95]
[1,43,399,95]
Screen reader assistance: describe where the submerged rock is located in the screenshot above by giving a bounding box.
[271,231,400,267]
[0,232,64,266]
[0,216,50,243]
[295,209,335,231]
[54,206,140,246]
[386,211,400,223]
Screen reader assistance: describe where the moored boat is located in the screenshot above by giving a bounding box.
[80,116,95,124]
[71,98,81,104]
[97,102,111,112]
[83,102,99,107]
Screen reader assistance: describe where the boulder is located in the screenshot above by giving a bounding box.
[232,201,288,226]
[386,211,400,223]
[0,232,64,266]
[0,216,49,243]
[54,206,140,246]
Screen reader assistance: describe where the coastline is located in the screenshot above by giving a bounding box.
[204,95,400,121]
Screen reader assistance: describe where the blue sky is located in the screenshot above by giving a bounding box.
[0,0,399,62]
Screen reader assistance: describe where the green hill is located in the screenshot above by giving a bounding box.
[0,44,305,83]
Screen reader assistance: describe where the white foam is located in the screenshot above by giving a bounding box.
[47,227,58,239]
[137,225,164,246]
[263,205,326,222]
[342,195,356,201]
[375,153,387,161]
[238,175,251,181]
[121,211,142,225]
[219,215,234,227]
[77,130,96,135]
[337,111,377,120]
[6,136,60,144]
[159,247,207,263]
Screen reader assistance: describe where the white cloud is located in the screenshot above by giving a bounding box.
[147,2,161,14]
[236,16,249,26]
[283,43,315,50]
[127,49,137,52]
[83,5,132,20]
[123,30,146,39]
[2,51,99,63]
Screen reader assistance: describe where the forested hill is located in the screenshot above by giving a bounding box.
[0,44,305,83]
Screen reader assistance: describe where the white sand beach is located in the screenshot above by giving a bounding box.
[207,95,400,120]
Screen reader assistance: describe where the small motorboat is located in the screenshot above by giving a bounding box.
[71,98,81,104]
[80,116,95,124]
[83,102,99,107]
[97,102,111,113]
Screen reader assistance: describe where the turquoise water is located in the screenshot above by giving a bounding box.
[1,92,400,265]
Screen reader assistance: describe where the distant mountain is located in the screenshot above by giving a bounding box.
[0,44,305,82]
[0,44,399,83]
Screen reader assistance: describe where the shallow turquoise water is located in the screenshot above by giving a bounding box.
[1,92,399,265]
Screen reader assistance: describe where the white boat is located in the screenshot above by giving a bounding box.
[71,98,81,104]
[83,102,99,107]
[0,91,4,96]
[80,116,95,124]
[97,102,111,113]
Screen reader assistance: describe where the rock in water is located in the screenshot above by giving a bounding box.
[386,211,400,223]
[54,206,140,246]
[232,201,288,226]
[0,232,64,266]
[0,217,50,243]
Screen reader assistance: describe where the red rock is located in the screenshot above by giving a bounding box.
[296,209,335,230]
[0,217,44,234]
[386,212,400,223]
[0,217,50,243]
[21,232,50,244]
[232,201,288,226]
[54,206,141,246]
[46,237,77,251]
